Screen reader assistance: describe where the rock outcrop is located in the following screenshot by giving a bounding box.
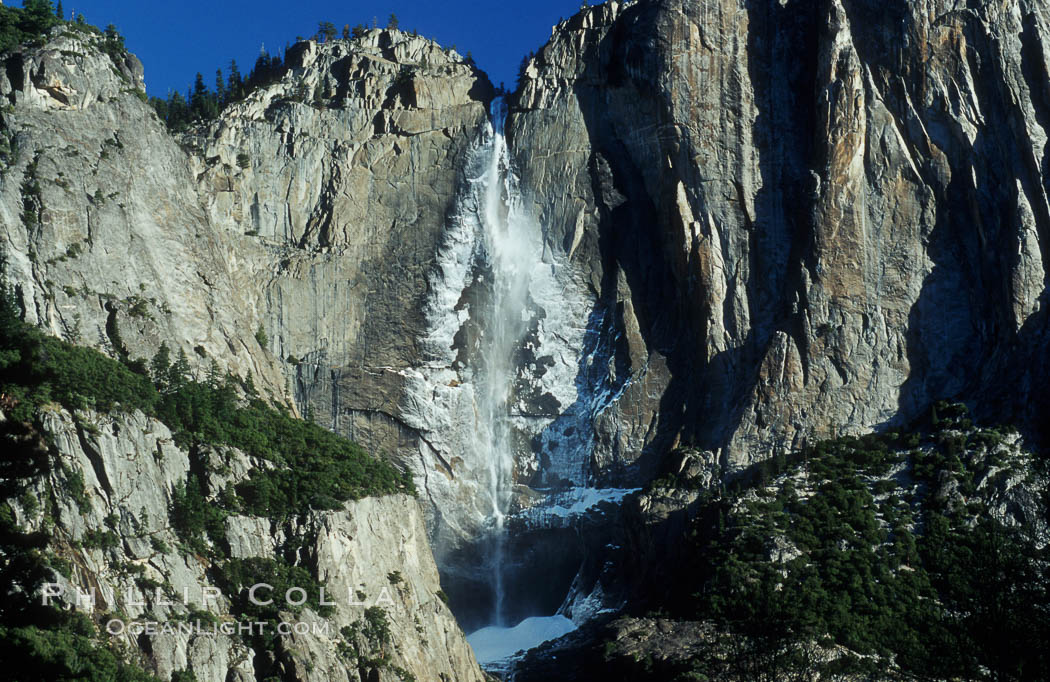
[1,23,491,681]
[0,26,289,402]
[509,0,1050,477]
[186,29,493,461]
[3,405,483,681]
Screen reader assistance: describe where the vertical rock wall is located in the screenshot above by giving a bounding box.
[509,0,1050,476]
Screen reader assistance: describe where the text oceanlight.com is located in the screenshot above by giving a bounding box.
[105,620,334,637]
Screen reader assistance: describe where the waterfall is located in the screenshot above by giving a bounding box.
[402,95,582,625]
[474,97,527,625]
[402,96,630,663]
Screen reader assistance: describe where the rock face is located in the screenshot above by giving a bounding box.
[6,1,1050,669]
[0,24,493,442]
[1,24,491,681]
[0,26,289,402]
[4,405,483,682]
[1,21,496,592]
[186,29,493,460]
[508,0,1050,477]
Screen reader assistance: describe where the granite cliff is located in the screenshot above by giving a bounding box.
[510,0,1050,479]
[2,405,482,682]
[1,20,490,681]
[3,0,1050,678]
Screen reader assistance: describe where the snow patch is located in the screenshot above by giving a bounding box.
[467,615,577,665]
[526,487,639,522]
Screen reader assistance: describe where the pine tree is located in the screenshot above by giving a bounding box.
[150,343,172,391]
[55,0,64,20]
[162,90,191,131]
[249,49,271,89]
[387,13,399,30]
[318,21,336,42]
[206,360,222,389]
[149,95,169,126]
[0,249,22,343]
[169,348,191,390]
[189,73,219,121]
[22,0,60,35]
[214,69,226,108]
[517,51,535,87]
[190,72,208,120]
[227,59,243,101]
[342,24,350,41]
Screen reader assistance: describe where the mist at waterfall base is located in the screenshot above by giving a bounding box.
[405,97,640,667]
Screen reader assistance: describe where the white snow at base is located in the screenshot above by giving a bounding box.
[467,615,577,665]
[526,487,640,523]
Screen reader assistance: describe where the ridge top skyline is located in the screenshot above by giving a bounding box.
[26,0,587,97]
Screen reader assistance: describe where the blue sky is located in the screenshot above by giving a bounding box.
[32,0,586,96]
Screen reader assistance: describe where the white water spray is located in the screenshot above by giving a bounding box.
[402,96,561,625]
[403,96,626,656]
[474,97,531,625]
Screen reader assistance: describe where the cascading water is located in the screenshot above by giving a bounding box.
[474,97,530,625]
[401,97,636,668]
[402,95,573,625]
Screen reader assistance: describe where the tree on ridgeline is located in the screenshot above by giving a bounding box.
[517,51,535,88]
[19,0,61,37]
[342,24,350,40]
[214,69,226,108]
[246,47,283,91]
[227,59,244,101]
[387,13,399,30]
[102,23,124,50]
[318,21,336,42]
[55,1,64,20]
[149,89,191,131]
[351,23,366,39]
[190,72,219,121]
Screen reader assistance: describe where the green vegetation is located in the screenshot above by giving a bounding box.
[1,414,158,680]
[99,23,126,64]
[254,324,268,350]
[0,510,156,681]
[168,475,228,555]
[338,606,415,682]
[149,53,283,132]
[217,557,333,621]
[0,616,159,681]
[2,3,130,84]
[148,342,412,520]
[1,251,411,523]
[1,250,410,677]
[317,21,337,42]
[0,1,62,54]
[81,528,120,551]
[654,412,1050,680]
[20,153,43,229]
[0,292,158,424]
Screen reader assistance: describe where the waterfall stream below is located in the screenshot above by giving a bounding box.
[402,97,637,668]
